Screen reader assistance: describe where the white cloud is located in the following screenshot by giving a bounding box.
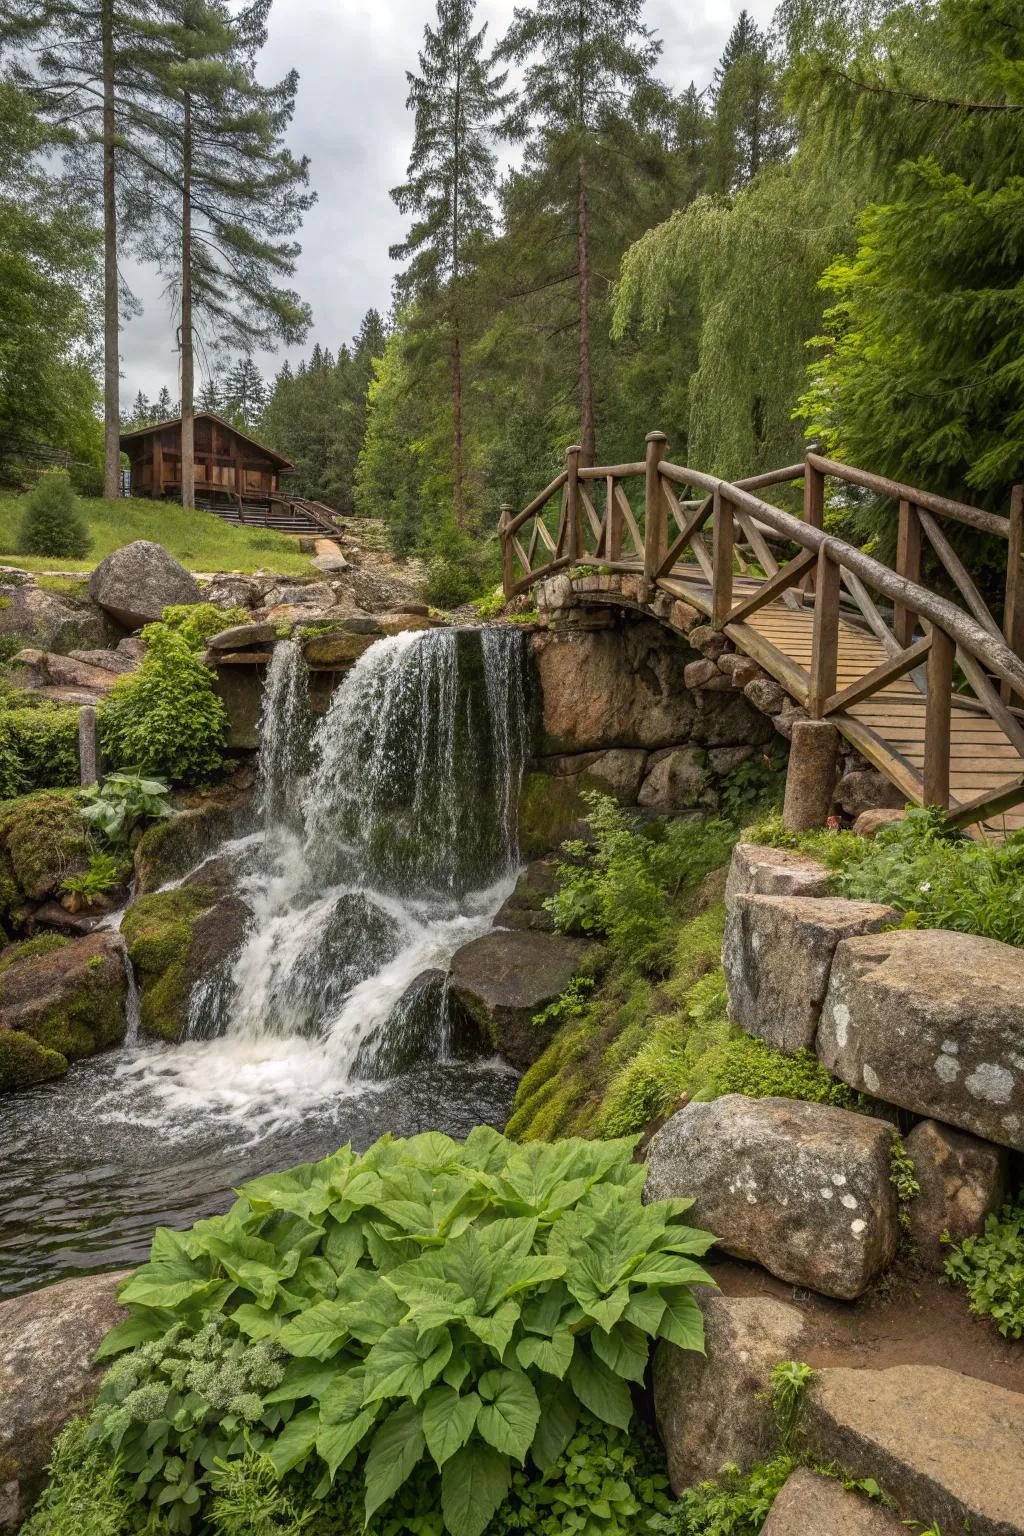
[117,0,777,400]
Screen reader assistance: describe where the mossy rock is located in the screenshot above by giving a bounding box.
[133,782,252,895]
[121,880,248,1041]
[0,932,126,1087]
[0,1028,67,1091]
[0,790,90,903]
[518,769,607,859]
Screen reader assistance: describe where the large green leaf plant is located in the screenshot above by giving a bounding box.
[91,1129,714,1536]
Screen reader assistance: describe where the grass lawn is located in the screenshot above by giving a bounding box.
[0,493,316,576]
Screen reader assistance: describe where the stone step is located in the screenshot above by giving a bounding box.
[803,1364,1024,1536]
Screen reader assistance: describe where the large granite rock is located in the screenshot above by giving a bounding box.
[492,859,559,933]
[724,843,830,908]
[761,1470,906,1535]
[904,1118,1008,1270]
[723,894,897,1053]
[803,1365,1024,1536]
[531,623,698,751]
[645,1095,899,1299]
[0,1271,128,1526]
[0,932,128,1092]
[818,928,1024,1152]
[653,1294,806,1493]
[88,540,201,628]
[0,578,109,652]
[448,928,594,1067]
[121,879,250,1042]
[638,745,710,812]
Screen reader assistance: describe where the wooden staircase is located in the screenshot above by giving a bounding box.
[198,493,341,538]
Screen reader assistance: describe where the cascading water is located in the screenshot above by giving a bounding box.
[2,626,532,1295]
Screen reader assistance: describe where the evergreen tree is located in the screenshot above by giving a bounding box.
[154,385,175,420]
[19,469,91,557]
[0,0,176,499]
[711,10,789,190]
[222,355,267,429]
[129,388,152,424]
[197,375,221,413]
[499,0,665,463]
[141,0,313,507]
[390,0,510,527]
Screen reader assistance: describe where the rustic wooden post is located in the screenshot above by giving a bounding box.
[1002,484,1024,702]
[78,705,99,787]
[606,475,621,562]
[711,486,735,627]
[152,433,163,497]
[802,455,825,593]
[642,430,668,597]
[894,499,922,647]
[564,444,583,561]
[924,626,955,809]
[500,504,515,599]
[809,547,841,717]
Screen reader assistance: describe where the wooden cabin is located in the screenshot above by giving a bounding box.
[120,413,294,507]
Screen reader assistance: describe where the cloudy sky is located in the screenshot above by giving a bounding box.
[120,0,778,404]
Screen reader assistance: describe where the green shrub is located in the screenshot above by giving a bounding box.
[0,701,79,798]
[20,1419,137,1536]
[99,625,227,784]
[161,603,248,649]
[944,1198,1024,1338]
[650,1455,795,1536]
[18,471,91,559]
[87,1130,714,1536]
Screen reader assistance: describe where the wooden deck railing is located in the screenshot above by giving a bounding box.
[499,435,1024,831]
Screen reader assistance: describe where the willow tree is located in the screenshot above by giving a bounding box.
[390,0,511,528]
[499,0,664,464]
[0,0,167,497]
[141,0,312,508]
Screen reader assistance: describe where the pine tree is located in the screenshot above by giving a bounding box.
[391,0,511,527]
[154,385,174,420]
[0,0,170,499]
[499,0,664,464]
[197,374,221,413]
[130,388,152,424]
[141,0,313,508]
[222,355,267,429]
[710,10,789,190]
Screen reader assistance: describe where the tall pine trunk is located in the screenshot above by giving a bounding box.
[576,162,595,466]
[451,320,464,530]
[101,0,120,501]
[179,90,195,511]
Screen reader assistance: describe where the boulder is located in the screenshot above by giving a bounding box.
[207,621,279,651]
[653,1293,806,1492]
[0,1270,128,1525]
[530,623,697,751]
[694,688,774,747]
[88,540,201,628]
[743,674,789,715]
[133,776,254,894]
[448,928,595,1067]
[670,599,700,632]
[203,574,264,609]
[0,931,128,1091]
[724,842,830,908]
[818,928,1024,1152]
[26,651,121,693]
[638,745,710,811]
[264,581,336,609]
[121,880,250,1042]
[803,1365,1024,1536]
[67,647,139,675]
[492,859,560,933]
[761,1470,906,1534]
[689,626,730,660]
[903,1119,1008,1270]
[0,579,109,652]
[301,630,377,667]
[0,791,91,906]
[645,1095,900,1300]
[852,808,906,839]
[835,768,905,818]
[723,894,898,1053]
[683,658,725,690]
[707,743,755,774]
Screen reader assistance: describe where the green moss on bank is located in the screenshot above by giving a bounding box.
[0,1027,67,1090]
[121,884,218,1041]
[0,789,90,906]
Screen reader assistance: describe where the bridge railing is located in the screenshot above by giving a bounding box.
[500,435,1024,831]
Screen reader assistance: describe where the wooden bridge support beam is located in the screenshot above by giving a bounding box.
[564,444,583,561]
[641,431,668,600]
[783,719,840,833]
[500,505,515,600]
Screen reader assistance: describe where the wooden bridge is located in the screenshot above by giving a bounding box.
[499,436,1024,840]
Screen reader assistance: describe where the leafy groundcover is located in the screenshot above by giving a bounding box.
[49,1129,714,1536]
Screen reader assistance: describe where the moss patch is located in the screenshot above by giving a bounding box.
[518,769,607,859]
[0,934,127,1064]
[121,884,218,1041]
[0,932,68,975]
[0,789,90,901]
[0,1028,67,1091]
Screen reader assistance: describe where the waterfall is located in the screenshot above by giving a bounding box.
[138,626,531,1122]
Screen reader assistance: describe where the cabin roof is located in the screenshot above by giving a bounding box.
[119,411,294,469]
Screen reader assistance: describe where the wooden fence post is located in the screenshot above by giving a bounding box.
[78,705,100,787]
[1002,484,1024,702]
[642,430,668,598]
[500,504,515,600]
[924,626,955,809]
[809,547,840,716]
[802,454,825,595]
[564,444,582,561]
[895,499,922,647]
[711,486,734,626]
[606,475,621,562]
